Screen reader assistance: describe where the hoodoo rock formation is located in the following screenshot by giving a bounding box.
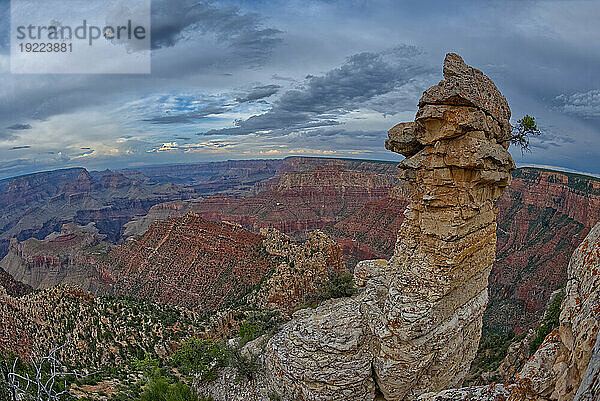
[263,53,515,400]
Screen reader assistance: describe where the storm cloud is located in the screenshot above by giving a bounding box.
[203,46,433,137]
[7,124,32,130]
[143,104,230,124]
[555,90,600,119]
[151,0,283,63]
[235,85,280,103]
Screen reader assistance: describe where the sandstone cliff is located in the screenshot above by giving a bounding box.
[244,53,514,401]
[1,211,347,322]
[124,159,600,339]
[489,168,600,334]
[123,162,399,244]
[421,220,600,401]
[111,214,347,315]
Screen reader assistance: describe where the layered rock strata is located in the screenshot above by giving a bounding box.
[254,228,346,316]
[264,53,515,400]
[1,223,113,293]
[509,221,600,401]
[423,220,600,401]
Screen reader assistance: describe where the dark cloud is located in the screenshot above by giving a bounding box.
[529,131,576,150]
[0,1,284,127]
[201,46,432,137]
[298,128,384,143]
[143,104,229,124]
[271,74,296,82]
[2,1,600,177]
[7,123,32,130]
[10,146,31,150]
[235,85,280,103]
[151,0,283,60]
[0,0,8,51]
[0,159,34,175]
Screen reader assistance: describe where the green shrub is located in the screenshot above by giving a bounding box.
[132,354,160,381]
[226,347,258,382]
[138,377,198,401]
[238,310,283,346]
[238,323,263,346]
[529,289,564,355]
[465,330,519,384]
[0,374,10,401]
[268,391,281,401]
[171,339,226,382]
[323,272,356,299]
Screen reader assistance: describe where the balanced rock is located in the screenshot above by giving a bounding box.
[263,53,515,401]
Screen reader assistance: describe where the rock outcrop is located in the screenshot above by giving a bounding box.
[1,223,113,293]
[110,214,347,315]
[424,220,600,400]
[254,228,346,316]
[262,53,515,400]
[574,330,600,401]
[509,221,600,401]
[418,384,512,401]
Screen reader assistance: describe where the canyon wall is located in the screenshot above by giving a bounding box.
[421,220,600,401]
[1,212,347,319]
[510,220,600,401]
[111,214,347,315]
[489,168,600,334]
[122,161,600,336]
[1,223,113,293]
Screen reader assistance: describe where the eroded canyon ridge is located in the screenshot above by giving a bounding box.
[258,54,516,400]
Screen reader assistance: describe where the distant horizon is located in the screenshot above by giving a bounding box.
[2,154,600,182]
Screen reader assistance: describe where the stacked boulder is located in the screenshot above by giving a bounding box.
[375,53,515,398]
[264,53,515,401]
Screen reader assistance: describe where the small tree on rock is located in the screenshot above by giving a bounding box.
[510,114,541,153]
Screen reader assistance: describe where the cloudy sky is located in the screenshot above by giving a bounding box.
[1,0,599,179]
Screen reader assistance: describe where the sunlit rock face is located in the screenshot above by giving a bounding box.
[374,52,514,399]
[264,53,515,401]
